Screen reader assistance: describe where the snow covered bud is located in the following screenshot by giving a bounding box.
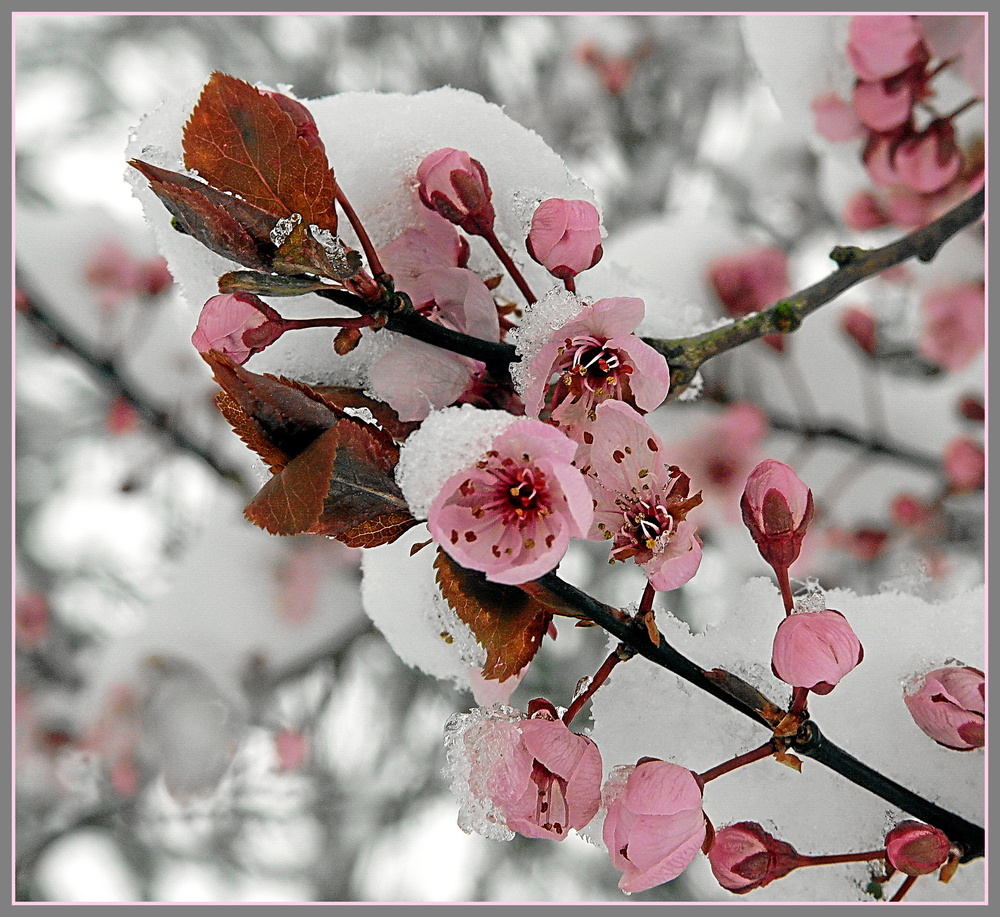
[417,148,496,237]
[708,822,800,894]
[885,821,953,876]
[740,459,815,572]
[443,701,602,842]
[771,609,864,695]
[526,198,603,283]
[412,412,593,585]
[191,292,287,365]
[602,759,708,894]
[903,666,984,751]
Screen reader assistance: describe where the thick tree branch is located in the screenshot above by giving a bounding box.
[533,571,984,863]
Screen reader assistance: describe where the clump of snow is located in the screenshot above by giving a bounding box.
[395,405,519,520]
[508,286,584,396]
[443,704,525,841]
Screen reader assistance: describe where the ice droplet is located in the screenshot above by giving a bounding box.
[270,213,302,247]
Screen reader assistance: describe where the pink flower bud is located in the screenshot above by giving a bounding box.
[811,92,865,142]
[602,759,708,893]
[706,247,790,353]
[708,822,800,894]
[526,198,603,281]
[191,292,287,365]
[903,666,984,750]
[846,15,928,82]
[839,305,878,357]
[852,77,915,132]
[893,120,963,194]
[885,821,953,875]
[416,148,496,236]
[942,437,985,492]
[842,190,890,232]
[959,395,985,422]
[890,493,933,528]
[740,459,815,571]
[771,609,864,695]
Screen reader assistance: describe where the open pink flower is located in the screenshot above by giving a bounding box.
[771,609,864,695]
[427,417,593,585]
[919,282,985,372]
[885,821,953,876]
[489,699,603,840]
[846,15,927,82]
[579,402,703,590]
[741,459,815,572]
[416,147,496,236]
[942,437,985,492]
[519,296,671,442]
[706,247,791,353]
[191,292,287,365]
[708,822,800,894]
[904,666,984,750]
[602,759,708,893]
[526,198,603,283]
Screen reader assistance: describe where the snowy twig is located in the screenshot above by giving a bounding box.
[533,570,985,863]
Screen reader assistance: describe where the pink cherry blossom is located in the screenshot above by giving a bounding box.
[602,759,707,893]
[579,402,703,590]
[942,437,985,492]
[740,459,815,572]
[846,15,927,83]
[416,147,496,236]
[916,15,985,97]
[892,120,963,194]
[526,198,603,282]
[706,246,791,353]
[274,728,309,772]
[885,821,953,876]
[852,77,915,132]
[918,282,985,372]
[903,666,984,751]
[959,395,985,422]
[84,238,172,310]
[105,395,141,436]
[672,403,768,524]
[519,296,671,442]
[427,417,593,585]
[191,292,287,365]
[839,305,878,357]
[708,822,800,894]
[863,131,907,187]
[842,190,891,231]
[15,592,49,649]
[771,609,864,695]
[811,92,865,142]
[488,699,604,840]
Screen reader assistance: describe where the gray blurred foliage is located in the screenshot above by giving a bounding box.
[13,13,983,904]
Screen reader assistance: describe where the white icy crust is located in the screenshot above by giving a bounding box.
[395,405,520,520]
[584,578,986,902]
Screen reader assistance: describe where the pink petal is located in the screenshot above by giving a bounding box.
[643,523,702,591]
[846,15,927,82]
[812,92,866,142]
[368,341,475,422]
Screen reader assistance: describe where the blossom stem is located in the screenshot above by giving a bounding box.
[334,183,387,280]
[796,849,887,867]
[563,276,577,294]
[890,874,919,902]
[697,740,776,784]
[775,564,794,615]
[479,226,538,305]
[282,314,378,332]
[942,97,982,120]
[562,647,630,727]
[789,687,809,717]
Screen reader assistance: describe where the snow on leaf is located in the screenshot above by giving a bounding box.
[433,548,553,683]
[182,72,339,232]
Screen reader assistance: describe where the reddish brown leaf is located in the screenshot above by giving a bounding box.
[204,351,346,472]
[245,418,416,547]
[130,159,278,271]
[182,72,339,231]
[307,385,421,441]
[433,549,553,683]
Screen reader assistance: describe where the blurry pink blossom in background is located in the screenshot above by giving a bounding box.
[918,283,985,372]
[942,438,985,493]
[706,246,790,353]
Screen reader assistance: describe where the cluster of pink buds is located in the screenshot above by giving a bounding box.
[814,15,983,228]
